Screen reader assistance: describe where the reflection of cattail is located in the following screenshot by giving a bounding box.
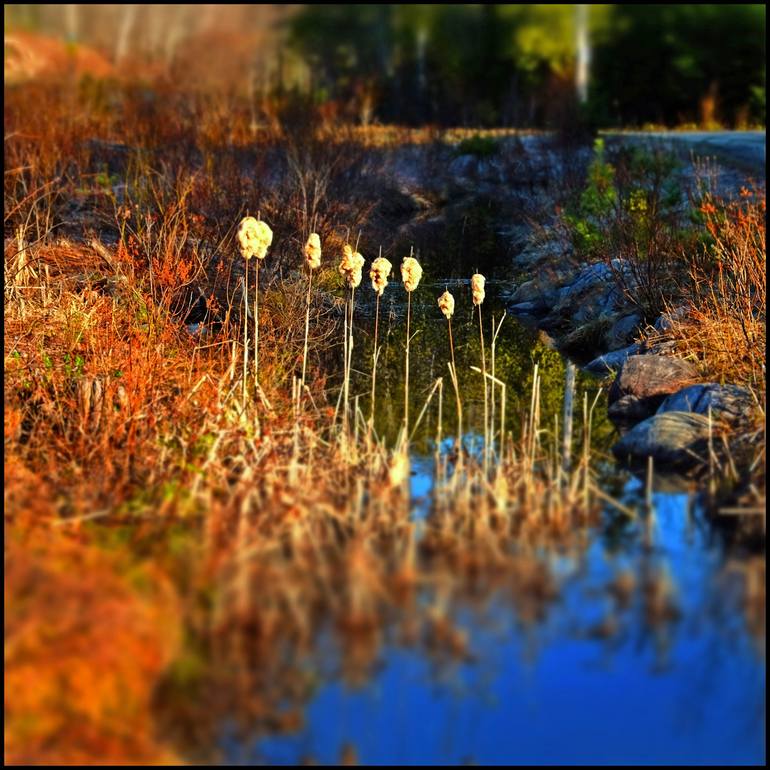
[471,273,485,306]
[401,256,423,292]
[339,244,365,288]
[369,256,392,296]
[437,290,454,319]
[304,233,322,270]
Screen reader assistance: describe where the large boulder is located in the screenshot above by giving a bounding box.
[608,355,700,424]
[584,343,641,376]
[542,259,637,329]
[656,383,756,426]
[612,412,713,471]
[605,312,642,350]
[653,305,689,334]
[507,266,575,314]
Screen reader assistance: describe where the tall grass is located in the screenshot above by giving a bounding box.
[3,73,678,766]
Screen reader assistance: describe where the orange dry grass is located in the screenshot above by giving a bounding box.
[652,189,766,389]
[4,528,181,765]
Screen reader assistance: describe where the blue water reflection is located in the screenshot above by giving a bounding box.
[238,480,764,765]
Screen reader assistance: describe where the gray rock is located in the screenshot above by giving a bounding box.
[515,240,573,269]
[654,306,688,333]
[612,412,713,470]
[508,301,541,315]
[608,355,700,424]
[608,394,657,423]
[584,343,642,375]
[558,259,633,300]
[606,312,642,350]
[508,277,563,309]
[657,383,756,426]
[553,259,637,325]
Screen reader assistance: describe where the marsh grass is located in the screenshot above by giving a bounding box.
[3,73,707,766]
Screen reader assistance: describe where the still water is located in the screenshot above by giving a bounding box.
[214,277,764,765]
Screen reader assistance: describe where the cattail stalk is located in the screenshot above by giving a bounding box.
[253,264,259,387]
[369,251,391,436]
[237,215,272,398]
[489,313,505,462]
[242,264,249,409]
[447,317,463,450]
[401,252,422,439]
[339,240,365,436]
[405,290,412,434]
[346,284,356,434]
[471,273,488,474]
[301,268,312,393]
[370,292,381,427]
[478,301,488,474]
[438,289,463,453]
[301,232,321,398]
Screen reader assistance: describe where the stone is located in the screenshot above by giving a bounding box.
[612,412,713,471]
[607,355,700,424]
[654,306,688,334]
[605,312,642,350]
[656,383,756,426]
[584,343,641,376]
[552,259,637,326]
[507,301,541,316]
[507,277,561,311]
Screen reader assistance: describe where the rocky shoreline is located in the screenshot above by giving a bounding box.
[379,131,762,486]
[503,245,760,481]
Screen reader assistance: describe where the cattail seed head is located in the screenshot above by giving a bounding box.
[401,256,423,292]
[471,273,486,306]
[339,244,365,288]
[438,290,455,319]
[237,216,273,260]
[305,233,322,270]
[369,256,392,296]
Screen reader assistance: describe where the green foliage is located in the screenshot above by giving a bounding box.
[590,5,766,127]
[562,139,694,321]
[285,4,766,128]
[564,139,616,257]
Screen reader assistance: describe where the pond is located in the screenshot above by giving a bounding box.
[211,272,765,765]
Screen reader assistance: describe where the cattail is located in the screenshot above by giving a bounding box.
[369,256,392,296]
[471,273,486,306]
[339,244,365,436]
[237,216,273,260]
[304,232,322,270]
[471,272,488,474]
[368,253,391,437]
[301,234,322,396]
[401,256,423,292]
[401,253,422,436]
[439,289,462,455]
[438,290,455,319]
[237,216,272,406]
[339,244,365,288]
